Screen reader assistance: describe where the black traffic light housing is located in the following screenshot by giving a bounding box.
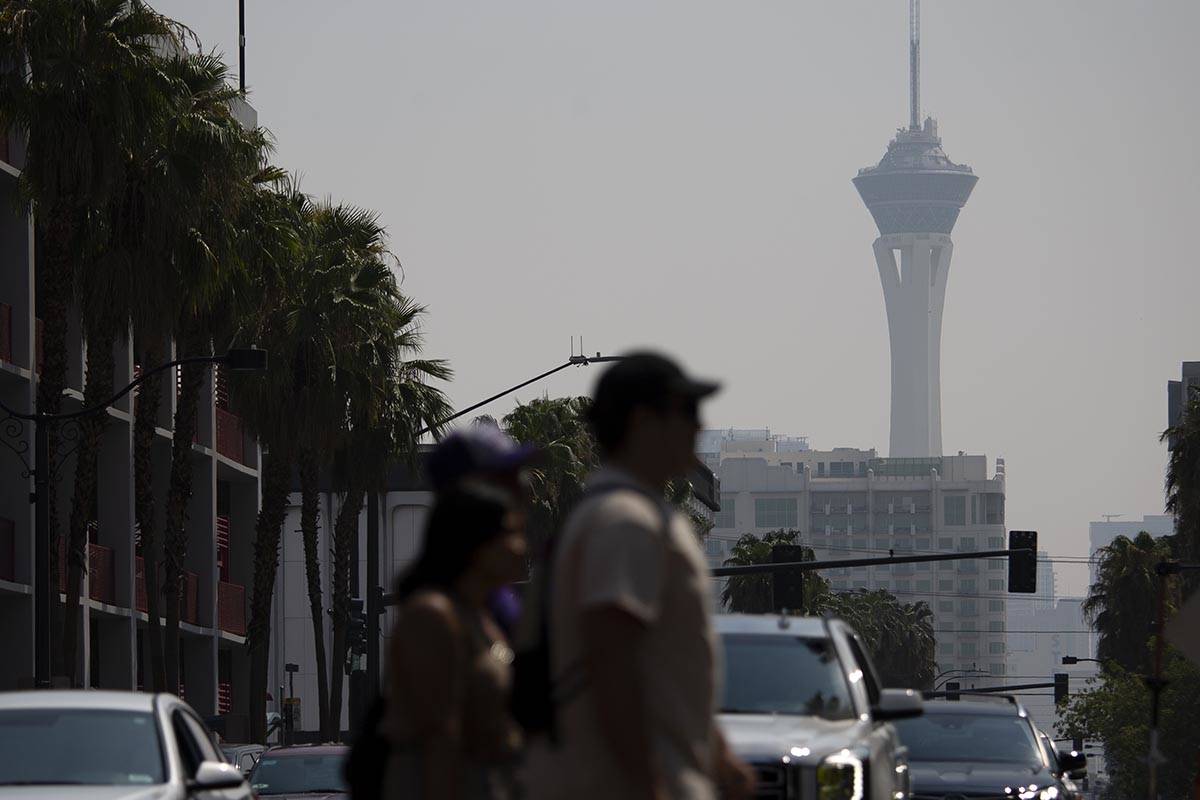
[771,544,808,613]
[1054,672,1069,705]
[1008,530,1038,594]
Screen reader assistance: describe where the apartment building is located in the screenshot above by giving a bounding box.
[0,106,260,729]
[702,431,1008,679]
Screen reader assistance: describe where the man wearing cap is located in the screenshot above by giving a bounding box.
[525,352,753,800]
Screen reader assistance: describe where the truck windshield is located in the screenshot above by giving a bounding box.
[720,634,855,720]
[0,708,165,786]
[893,712,1046,767]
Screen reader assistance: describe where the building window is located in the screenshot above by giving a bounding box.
[958,536,975,551]
[960,600,978,616]
[896,580,911,593]
[971,495,978,525]
[817,462,825,477]
[705,537,723,557]
[915,562,930,572]
[916,538,931,551]
[938,561,954,572]
[988,579,1004,591]
[938,643,954,656]
[938,537,954,550]
[853,538,868,551]
[944,495,966,526]
[938,580,953,592]
[938,600,954,612]
[988,620,1005,632]
[990,663,1006,676]
[988,599,1005,613]
[754,497,797,528]
[988,559,1005,571]
[876,581,891,591]
[832,580,846,590]
[714,496,736,529]
[989,641,1005,655]
[961,642,977,657]
[916,580,932,592]
[984,493,1005,525]
[960,578,976,592]
[987,536,1004,549]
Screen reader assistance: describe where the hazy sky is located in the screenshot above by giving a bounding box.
[156,1,1200,595]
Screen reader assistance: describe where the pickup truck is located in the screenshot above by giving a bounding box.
[716,613,923,800]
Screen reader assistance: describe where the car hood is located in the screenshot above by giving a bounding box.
[0,786,173,800]
[255,795,347,800]
[910,760,1054,795]
[718,713,864,763]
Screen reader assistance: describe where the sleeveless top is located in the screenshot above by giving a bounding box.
[384,591,521,799]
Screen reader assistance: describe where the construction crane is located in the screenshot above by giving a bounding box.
[909,0,920,130]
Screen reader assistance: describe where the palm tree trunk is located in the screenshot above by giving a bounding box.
[249,447,291,744]
[328,485,364,740]
[298,451,331,739]
[162,327,206,694]
[134,336,166,691]
[62,322,116,686]
[35,214,75,682]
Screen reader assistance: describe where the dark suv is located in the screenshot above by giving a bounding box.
[248,744,349,799]
[891,696,1086,800]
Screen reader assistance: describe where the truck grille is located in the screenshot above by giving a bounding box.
[751,762,807,799]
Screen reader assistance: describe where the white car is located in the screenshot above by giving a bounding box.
[0,690,250,799]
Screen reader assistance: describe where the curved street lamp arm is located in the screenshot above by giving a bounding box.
[0,355,228,423]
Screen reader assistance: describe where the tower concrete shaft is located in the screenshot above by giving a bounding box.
[874,233,952,458]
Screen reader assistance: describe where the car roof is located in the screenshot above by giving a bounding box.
[921,698,1029,717]
[263,744,348,756]
[0,690,161,712]
[714,613,830,637]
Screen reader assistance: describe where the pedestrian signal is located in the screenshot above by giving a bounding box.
[1054,672,1069,705]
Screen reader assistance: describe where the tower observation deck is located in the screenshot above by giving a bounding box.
[852,0,977,458]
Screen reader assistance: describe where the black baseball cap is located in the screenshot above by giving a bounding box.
[425,425,539,492]
[589,351,720,435]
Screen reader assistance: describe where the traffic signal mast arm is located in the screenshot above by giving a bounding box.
[710,547,1022,577]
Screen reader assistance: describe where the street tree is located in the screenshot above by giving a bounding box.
[720,530,829,614]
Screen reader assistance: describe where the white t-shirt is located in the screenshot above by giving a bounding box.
[523,468,720,800]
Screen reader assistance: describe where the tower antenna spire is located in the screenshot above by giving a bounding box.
[909,0,920,130]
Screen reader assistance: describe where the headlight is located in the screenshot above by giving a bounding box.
[817,749,864,800]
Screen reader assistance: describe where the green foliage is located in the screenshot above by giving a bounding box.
[1059,651,1200,799]
[821,589,936,689]
[1163,389,1200,587]
[719,530,829,614]
[1082,532,1180,673]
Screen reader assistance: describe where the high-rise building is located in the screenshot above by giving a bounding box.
[702,431,1008,680]
[1167,361,1200,439]
[853,0,977,458]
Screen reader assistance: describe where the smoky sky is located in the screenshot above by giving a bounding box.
[154,0,1200,595]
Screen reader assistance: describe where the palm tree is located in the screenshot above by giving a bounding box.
[1163,388,1200,572]
[1083,532,1179,674]
[1,0,182,683]
[820,589,935,688]
[720,530,829,614]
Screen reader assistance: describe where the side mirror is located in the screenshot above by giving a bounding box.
[191,761,246,791]
[873,688,924,721]
[1056,749,1087,778]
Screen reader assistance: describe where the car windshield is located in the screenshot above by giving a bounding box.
[893,712,1046,767]
[719,634,855,720]
[251,753,348,795]
[0,708,165,786]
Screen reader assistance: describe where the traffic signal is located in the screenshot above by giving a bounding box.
[1054,672,1069,705]
[771,544,808,613]
[946,681,961,701]
[1008,530,1038,593]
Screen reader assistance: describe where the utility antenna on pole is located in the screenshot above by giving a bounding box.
[909,0,920,130]
[238,0,246,94]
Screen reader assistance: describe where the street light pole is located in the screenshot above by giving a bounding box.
[0,349,267,688]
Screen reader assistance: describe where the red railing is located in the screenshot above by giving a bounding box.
[215,407,244,463]
[216,515,230,582]
[135,558,199,624]
[0,303,11,364]
[217,581,246,636]
[0,517,14,582]
[87,543,115,604]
